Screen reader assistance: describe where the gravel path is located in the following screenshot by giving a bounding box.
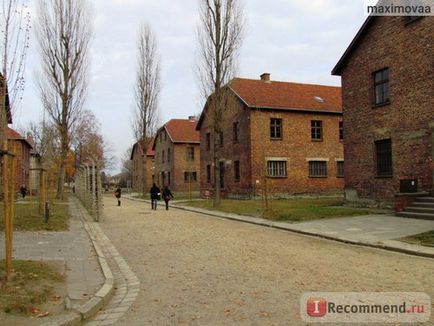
[100,196,434,325]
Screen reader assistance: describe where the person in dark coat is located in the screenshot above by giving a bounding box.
[114,186,121,206]
[150,183,161,210]
[162,185,174,210]
[20,185,27,198]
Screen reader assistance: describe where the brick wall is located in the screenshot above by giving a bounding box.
[250,110,344,195]
[339,17,434,204]
[199,95,344,198]
[7,140,31,193]
[154,128,200,193]
[131,145,154,193]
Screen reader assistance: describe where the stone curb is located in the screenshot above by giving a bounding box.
[41,199,115,326]
[125,195,434,259]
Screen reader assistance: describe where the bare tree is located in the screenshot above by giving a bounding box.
[35,0,93,199]
[196,0,244,206]
[132,23,160,196]
[0,0,31,114]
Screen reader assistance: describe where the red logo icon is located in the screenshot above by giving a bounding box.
[307,298,327,317]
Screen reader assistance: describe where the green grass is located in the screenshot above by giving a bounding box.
[0,195,70,232]
[399,231,434,247]
[0,260,64,315]
[181,197,379,222]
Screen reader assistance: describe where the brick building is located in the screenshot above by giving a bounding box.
[152,118,200,192]
[332,16,434,206]
[5,127,32,192]
[130,138,155,193]
[196,74,344,198]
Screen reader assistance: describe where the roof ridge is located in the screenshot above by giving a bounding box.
[233,77,341,89]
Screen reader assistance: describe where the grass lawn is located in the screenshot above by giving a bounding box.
[0,260,64,315]
[398,231,434,248]
[0,195,70,232]
[181,197,380,222]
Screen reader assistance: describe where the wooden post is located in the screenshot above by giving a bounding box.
[9,144,15,264]
[2,140,12,279]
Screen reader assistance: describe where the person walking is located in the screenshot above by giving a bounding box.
[162,185,174,210]
[114,186,122,206]
[150,183,161,210]
[19,185,27,198]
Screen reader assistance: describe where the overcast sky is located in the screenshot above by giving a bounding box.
[13,0,367,173]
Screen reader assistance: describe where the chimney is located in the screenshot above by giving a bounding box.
[260,73,270,82]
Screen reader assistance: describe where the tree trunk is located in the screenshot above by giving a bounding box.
[141,152,147,196]
[56,127,68,200]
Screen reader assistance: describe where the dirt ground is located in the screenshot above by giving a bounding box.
[100,196,434,325]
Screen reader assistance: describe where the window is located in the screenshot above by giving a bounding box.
[339,121,344,141]
[374,68,390,105]
[186,146,194,161]
[162,150,165,163]
[184,171,197,182]
[311,120,323,141]
[206,133,211,151]
[219,161,225,189]
[233,122,239,143]
[206,164,211,183]
[267,161,287,177]
[309,161,327,177]
[337,161,344,177]
[234,160,240,182]
[168,148,171,162]
[168,171,171,185]
[219,132,224,147]
[270,118,282,139]
[375,139,393,176]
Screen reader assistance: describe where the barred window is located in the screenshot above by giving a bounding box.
[234,160,240,182]
[233,122,239,143]
[270,118,282,139]
[375,139,393,176]
[267,161,287,177]
[309,161,327,177]
[337,161,344,177]
[186,146,194,161]
[206,164,211,183]
[206,133,211,151]
[184,171,197,182]
[374,68,389,105]
[311,120,323,140]
[339,121,343,141]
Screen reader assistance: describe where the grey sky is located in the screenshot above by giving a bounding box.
[14,0,366,173]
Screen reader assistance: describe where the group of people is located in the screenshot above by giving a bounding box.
[114,183,174,210]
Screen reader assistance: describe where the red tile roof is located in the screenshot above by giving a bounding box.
[6,127,32,148]
[165,119,200,143]
[131,138,155,160]
[230,78,342,113]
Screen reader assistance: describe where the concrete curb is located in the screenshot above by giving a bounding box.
[41,199,115,326]
[125,195,434,259]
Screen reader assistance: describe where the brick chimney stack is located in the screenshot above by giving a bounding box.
[260,73,270,82]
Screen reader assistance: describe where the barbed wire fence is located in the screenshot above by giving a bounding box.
[75,159,103,221]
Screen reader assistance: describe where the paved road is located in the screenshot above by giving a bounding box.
[99,196,434,325]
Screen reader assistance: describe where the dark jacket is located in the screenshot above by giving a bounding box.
[114,187,121,198]
[150,185,161,200]
[162,187,174,201]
